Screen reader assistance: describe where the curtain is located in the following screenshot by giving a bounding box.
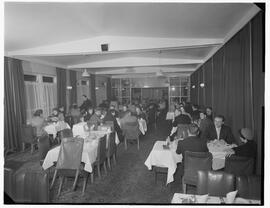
[4,57,27,152]
[69,70,77,105]
[189,11,264,174]
[25,82,57,119]
[56,68,67,109]
[90,74,96,107]
[251,12,264,175]
[107,77,112,101]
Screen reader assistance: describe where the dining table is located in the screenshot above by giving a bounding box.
[171,193,261,204]
[44,121,71,139]
[207,139,237,170]
[144,140,183,185]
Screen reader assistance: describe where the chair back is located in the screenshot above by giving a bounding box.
[122,121,140,140]
[224,155,254,176]
[197,170,235,197]
[21,125,36,143]
[107,132,116,157]
[59,129,73,141]
[96,135,107,164]
[177,124,189,138]
[183,151,212,185]
[236,175,261,200]
[37,133,50,160]
[56,137,84,170]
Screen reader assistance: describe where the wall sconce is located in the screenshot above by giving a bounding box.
[95,87,99,90]
[171,86,175,91]
[192,85,196,89]
[67,86,72,90]
[200,83,205,88]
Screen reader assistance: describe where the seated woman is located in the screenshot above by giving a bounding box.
[30,109,45,136]
[48,108,59,122]
[135,106,147,120]
[225,128,257,158]
[84,107,94,122]
[87,107,103,129]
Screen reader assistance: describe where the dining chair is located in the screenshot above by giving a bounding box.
[58,128,73,144]
[106,132,117,170]
[37,133,50,166]
[50,137,88,196]
[236,175,261,200]
[197,170,235,197]
[21,124,38,154]
[92,135,107,179]
[153,166,168,185]
[122,121,140,150]
[182,151,212,194]
[224,156,254,176]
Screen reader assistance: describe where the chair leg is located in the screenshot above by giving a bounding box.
[50,170,58,189]
[22,142,25,152]
[155,170,157,184]
[72,170,80,191]
[90,172,94,183]
[57,176,64,197]
[113,154,116,165]
[82,173,89,194]
[103,162,107,175]
[31,144,34,154]
[107,157,111,171]
[124,138,127,150]
[182,178,187,194]
[137,139,140,150]
[97,165,101,178]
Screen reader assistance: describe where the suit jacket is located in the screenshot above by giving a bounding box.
[202,124,235,144]
[232,140,257,158]
[176,136,208,157]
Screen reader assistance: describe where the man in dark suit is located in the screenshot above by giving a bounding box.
[202,115,236,144]
[176,123,208,158]
[80,95,92,113]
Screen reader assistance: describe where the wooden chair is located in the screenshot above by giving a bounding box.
[58,128,73,144]
[37,133,50,166]
[197,170,235,197]
[50,137,88,196]
[153,166,168,185]
[224,155,254,176]
[92,135,107,179]
[182,151,212,194]
[236,175,261,200]
[122,121,140,150]
[106,132,117,170]
[21,125,38,154]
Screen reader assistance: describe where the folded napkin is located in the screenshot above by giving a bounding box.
[196,194,209,203]
[226,190,238,203]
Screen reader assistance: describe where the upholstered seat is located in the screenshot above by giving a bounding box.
[236,175,261,200]
[197,170,235,197]
[224,155,254,176]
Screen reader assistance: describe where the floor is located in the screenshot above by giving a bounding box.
[5,120,196,204]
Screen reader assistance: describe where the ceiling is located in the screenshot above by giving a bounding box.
[4,2,260,77]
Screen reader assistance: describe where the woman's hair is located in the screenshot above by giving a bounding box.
[34,109,43,117]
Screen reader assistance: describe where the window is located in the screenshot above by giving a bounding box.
[24,74,37,82]
[42,76,54,83]
[24,74,57,120]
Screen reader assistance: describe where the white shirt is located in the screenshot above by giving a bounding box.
[215,127,221,140]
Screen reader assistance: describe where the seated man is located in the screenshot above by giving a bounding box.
[176,123,208,158]
[202,115,236,144]
[88,107,103,129]
[225,128,257,158]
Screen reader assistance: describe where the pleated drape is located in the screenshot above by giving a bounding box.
[56,68,67,109]
[4,57,27,152]
[69,70,77,105]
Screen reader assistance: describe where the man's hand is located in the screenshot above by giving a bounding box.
[225,148,235,157]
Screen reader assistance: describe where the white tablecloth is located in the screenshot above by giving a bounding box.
[42,139,98,173]
[207,140,236,170]
[138,118,147,135]
[72,122,89,139]
[166,112,175,120]
[144,140,183,185]
[89,130,120,148]
[44,121,71,139]
[171,193,260,204]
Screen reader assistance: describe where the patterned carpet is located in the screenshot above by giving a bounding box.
[5,121,195,204]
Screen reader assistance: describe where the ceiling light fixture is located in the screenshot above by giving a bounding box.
[82,69,90,77]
